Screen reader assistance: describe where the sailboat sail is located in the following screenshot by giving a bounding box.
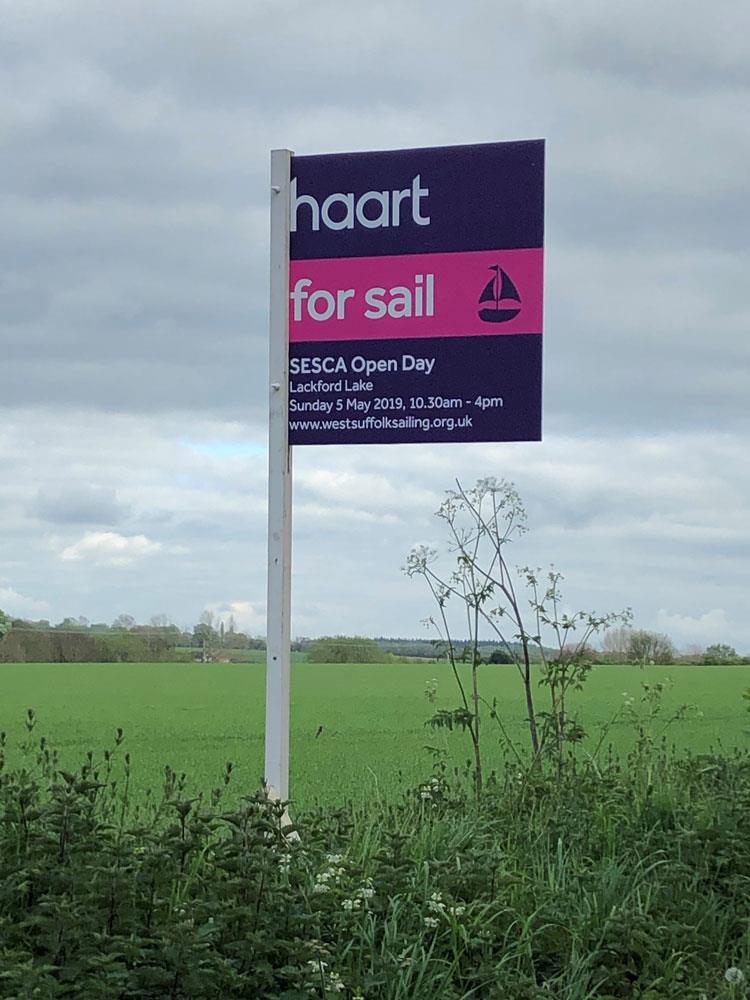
[499,269,521,302]
[478,277,497,304]
[478,264,522,323]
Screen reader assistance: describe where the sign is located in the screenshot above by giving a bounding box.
[288,140,544,445]
[264,141,545,803]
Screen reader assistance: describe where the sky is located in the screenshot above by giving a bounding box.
[1,0,748,650]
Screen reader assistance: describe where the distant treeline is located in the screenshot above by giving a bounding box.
[0,612,268,663]
[371,636,544,661]
[2,610,746,665]
[0,628,181,663]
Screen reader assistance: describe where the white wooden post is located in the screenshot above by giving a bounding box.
[265,148,293,801]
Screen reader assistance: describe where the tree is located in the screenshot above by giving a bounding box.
[405,478,630,790]
[488,648,514,664]
[626,629,675,665]
[703,643,738,665]
[111,614,136,631]
[193,611,219,659]
[601,625,632,659]
[55,617,82,631]
[0,609,10,642]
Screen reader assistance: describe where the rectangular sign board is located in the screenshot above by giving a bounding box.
[288,140,544,445]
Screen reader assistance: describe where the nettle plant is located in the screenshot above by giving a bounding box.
[405,478,631,790]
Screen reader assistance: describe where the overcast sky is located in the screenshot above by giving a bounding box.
[1,0,748,650]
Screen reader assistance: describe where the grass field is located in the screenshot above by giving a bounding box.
[1,661,748,808]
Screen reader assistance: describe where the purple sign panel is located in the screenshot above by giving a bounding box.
[288,140,544,445]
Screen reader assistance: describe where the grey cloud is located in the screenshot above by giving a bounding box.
[524,1,750,95]
[34,485,128,525]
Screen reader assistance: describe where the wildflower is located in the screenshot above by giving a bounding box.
[427,892,446,912]
[328,972,346,992]
[307,959,328,971]
[357,886,375,900]
[725,967,745,985]
[325,853,344,865]
[423,915,439,929]
[420,790,432,800]
[448,904,466,917]
[341,897,362,911]
[312,882,330,894]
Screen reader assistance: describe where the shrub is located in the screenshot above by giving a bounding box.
[1,718,749,999]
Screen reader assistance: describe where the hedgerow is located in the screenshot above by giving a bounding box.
[1,713,749,999]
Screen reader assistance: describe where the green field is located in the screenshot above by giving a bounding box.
[1,661,748,808]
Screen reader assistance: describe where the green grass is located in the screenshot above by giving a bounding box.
[1,661,748,808]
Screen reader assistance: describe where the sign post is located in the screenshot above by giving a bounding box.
[265,140,545,800]
[264,148,293,801]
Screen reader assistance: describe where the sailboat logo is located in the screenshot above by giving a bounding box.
[478,265,521,323]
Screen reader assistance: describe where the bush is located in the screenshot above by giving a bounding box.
[487,648,514,664]
[2,713,750,999]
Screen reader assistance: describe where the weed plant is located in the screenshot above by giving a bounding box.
[1,711,749,999]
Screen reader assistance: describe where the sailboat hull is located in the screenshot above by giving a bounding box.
[478,307,521,323]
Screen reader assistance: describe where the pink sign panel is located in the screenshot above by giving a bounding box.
[289,248,543,343]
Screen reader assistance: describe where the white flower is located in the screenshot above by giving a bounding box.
[325,853,344,864]
[448,904,466,917]
[312,882,330,894]
[316,871,332,883]
[341,898,362,911]
[328,972,346,992]
[357,886,375,900]
[725,967,745,985]
[423,915,439,929]
[420,790,432,800]
[427,892,446,912]
[307,958,328,970]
